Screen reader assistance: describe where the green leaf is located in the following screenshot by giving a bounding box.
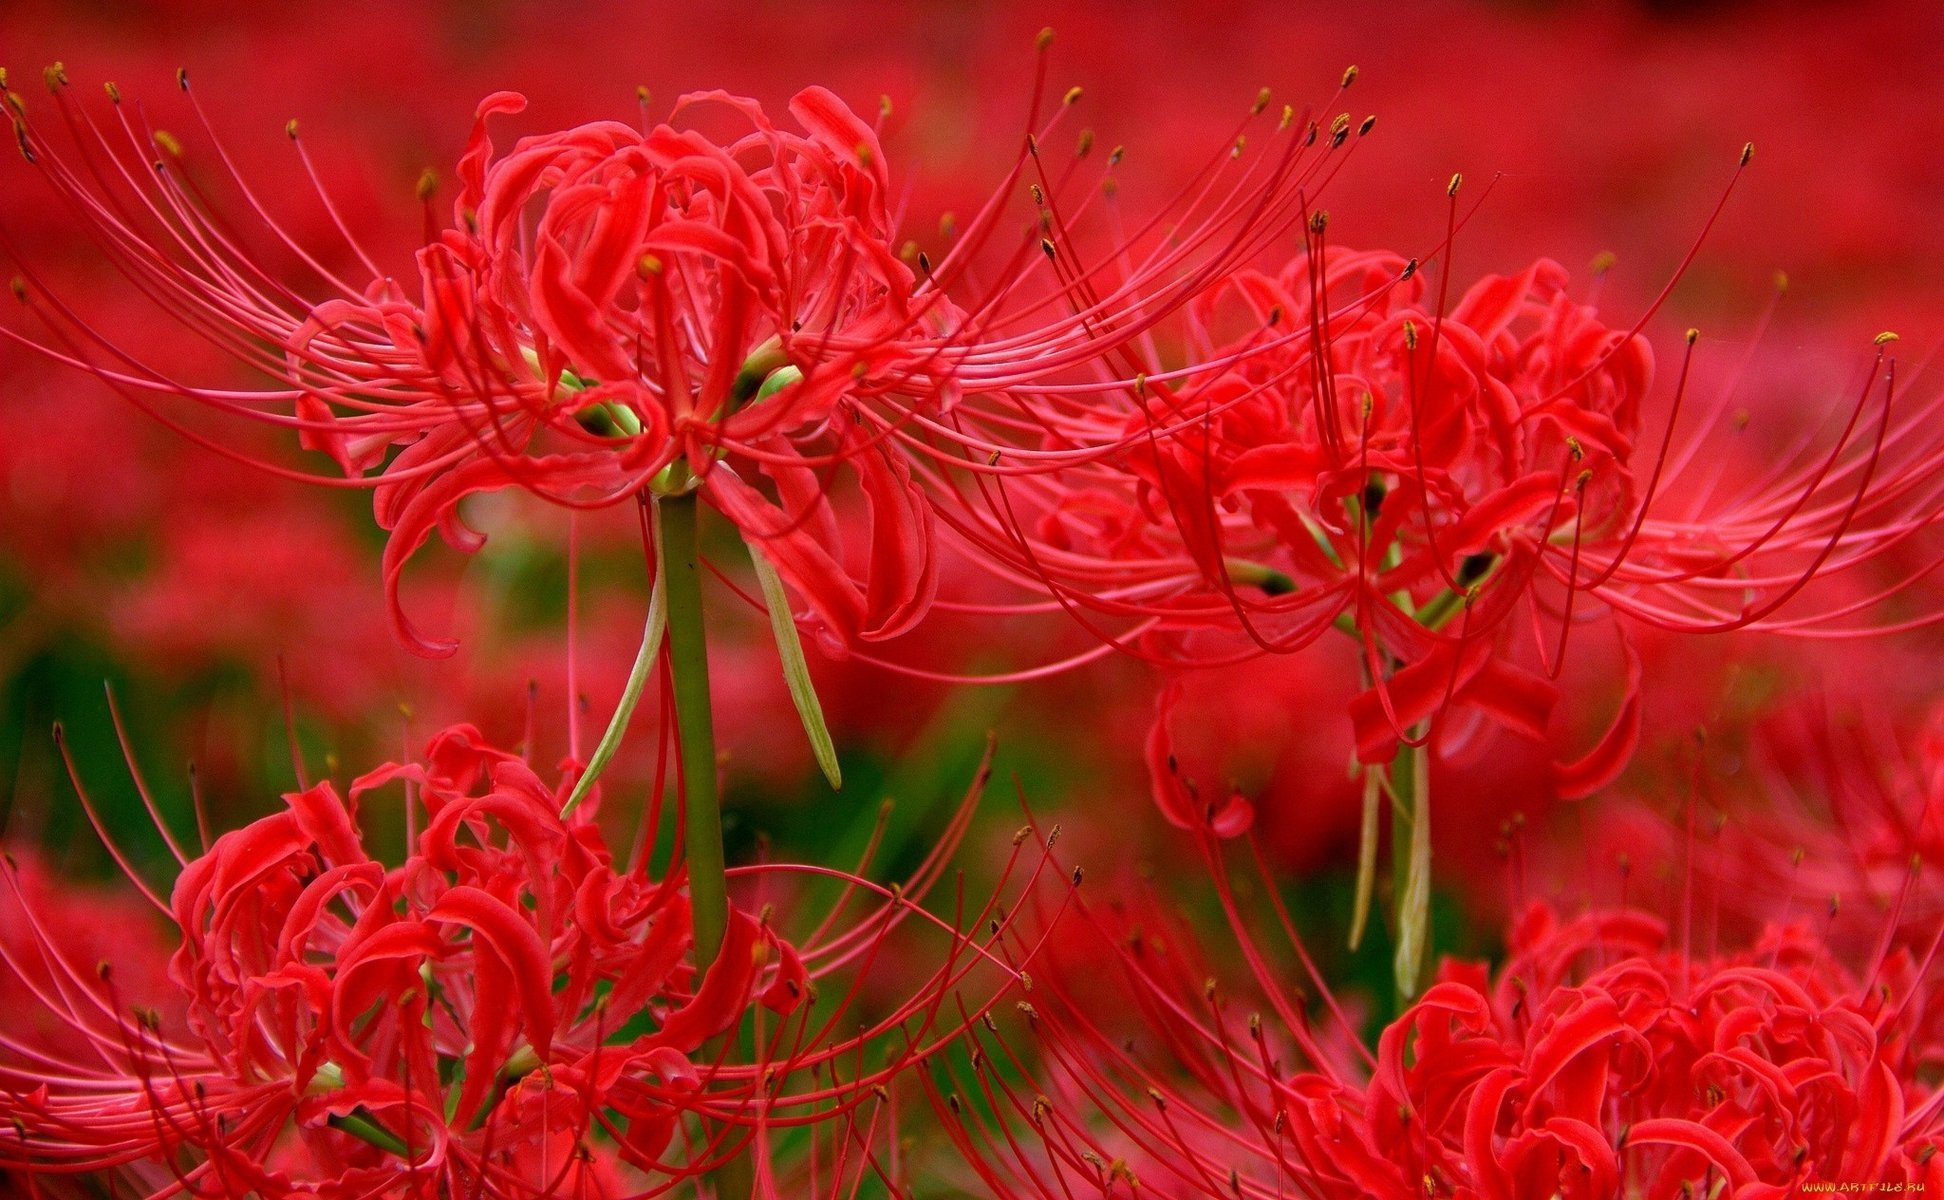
[1392,741,1431,1000]
[1348,764,1381,951]
[747,539,841,790]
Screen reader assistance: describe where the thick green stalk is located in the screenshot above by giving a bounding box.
[657,492,751,1199]
[661,491,729,967]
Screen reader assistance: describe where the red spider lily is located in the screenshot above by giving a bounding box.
[932,229,1944,997]
[925,823,1944,1200]
[1,69,946,659]
[3,723,798,1196]
[927,220,1944,797]
[1335,905,1944,1198]
[0,720,1065,1198]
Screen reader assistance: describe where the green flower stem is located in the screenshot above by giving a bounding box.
[657,491,752,1199]
[661,491,729,968]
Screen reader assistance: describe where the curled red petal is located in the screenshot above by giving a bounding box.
[1626,1117,1759,1190]
[428,885,556,1059]
[1553,635,1643,799]
[846,425,939,640]
[653,908,761,1051]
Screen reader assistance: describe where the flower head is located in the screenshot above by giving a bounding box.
[3,74,945,658]
[347,86,948,656]
[1341,905,1944,1198]
[0,720,1051,1197]
[2,723,805,1195]
[941,226,1944,806]
[924,823,1944,1199]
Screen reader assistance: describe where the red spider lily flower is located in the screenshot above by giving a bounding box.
[1,71,944,660]
[936,224,1944,802]
[1341,905,1944,1198]
[0,721,1058,1198]
[921,816,1944,1199]
[943,238,1944,1004]
[2,723,801,1196]
[360,85,950,658]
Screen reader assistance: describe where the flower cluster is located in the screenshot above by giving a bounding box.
[1333,906,1944,1198]
[5,75,954,659]
[1,719,1073,1200]
[346,87,957,656]
[940,236,1941,797]
[2,726,806,1195]
[931,886,1944,1199]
